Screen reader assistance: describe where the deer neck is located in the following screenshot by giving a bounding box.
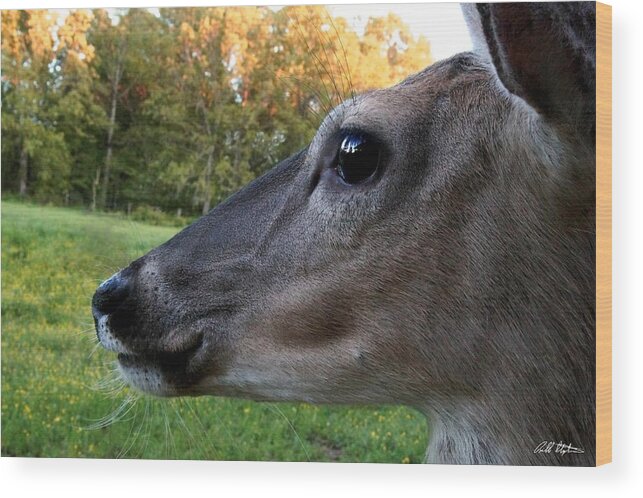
[416,308,595,466]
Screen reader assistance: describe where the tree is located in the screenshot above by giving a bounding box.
[361,13,431,86]
[2,6,433,216]
[87,9,129,210]
[51,9,107,206]
[144,7,248,215]
[1,10,72,201]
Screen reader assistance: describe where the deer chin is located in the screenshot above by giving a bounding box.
[116,353,175,396]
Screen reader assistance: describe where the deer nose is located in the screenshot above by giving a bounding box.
[92,273,130,318]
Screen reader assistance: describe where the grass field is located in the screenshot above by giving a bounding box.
[1,201,427,462]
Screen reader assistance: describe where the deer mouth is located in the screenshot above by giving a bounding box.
[116,337,203,371]
[115,336,206,396]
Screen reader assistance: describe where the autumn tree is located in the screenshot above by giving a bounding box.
[51,9,107,206]
[2,6,432,218]
[1,10,71,201]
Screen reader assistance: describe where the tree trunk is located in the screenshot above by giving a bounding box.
[99,71,120,210]
[90,164,101,211]
[18,145,28,197]
[99,39,125,210]
[202,147,214,216]
[100,137,114,209]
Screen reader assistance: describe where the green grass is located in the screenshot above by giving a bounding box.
[1,200,427,462]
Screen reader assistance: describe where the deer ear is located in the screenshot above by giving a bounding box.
[462,2,596,138]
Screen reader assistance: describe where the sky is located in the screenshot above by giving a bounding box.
[327,3,471,61]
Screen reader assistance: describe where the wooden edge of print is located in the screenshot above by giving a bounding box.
[596,1,612,467]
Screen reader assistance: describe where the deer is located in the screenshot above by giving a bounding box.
[92,3,597,465]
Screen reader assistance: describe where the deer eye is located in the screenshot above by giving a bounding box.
[335,132,381,185]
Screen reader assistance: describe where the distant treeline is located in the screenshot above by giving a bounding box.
[1,7,430,218]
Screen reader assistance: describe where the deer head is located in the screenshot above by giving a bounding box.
[93,2,597,465]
